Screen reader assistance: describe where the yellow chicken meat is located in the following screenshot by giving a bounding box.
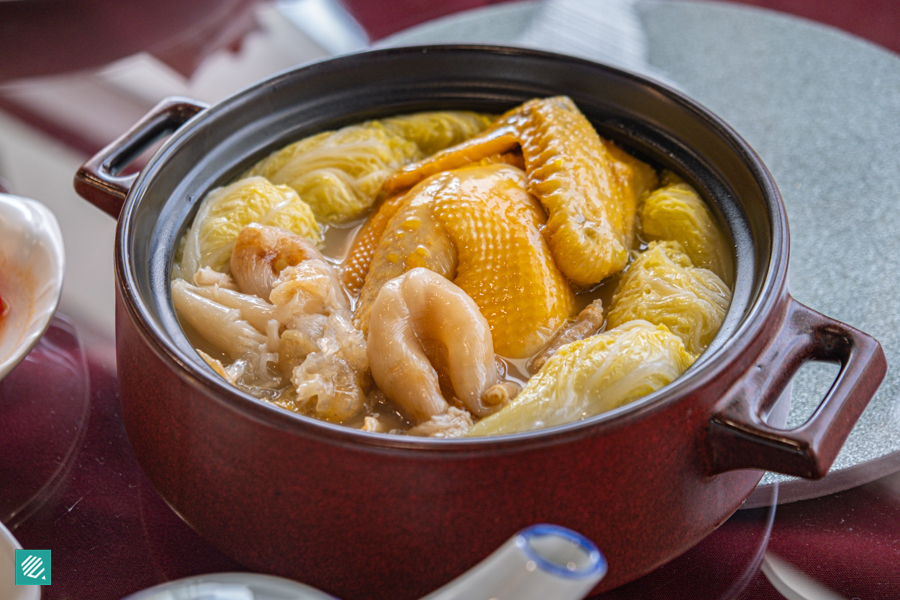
[340,192,408,296]
[384,96,658,287]
[350,163,576,358]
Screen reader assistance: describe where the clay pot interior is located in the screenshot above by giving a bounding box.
[123,48,777,441]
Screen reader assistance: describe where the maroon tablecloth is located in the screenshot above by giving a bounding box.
[2,316,899,599]
[0,0,262,82]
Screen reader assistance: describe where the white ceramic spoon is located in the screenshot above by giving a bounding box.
[122,524,606,600]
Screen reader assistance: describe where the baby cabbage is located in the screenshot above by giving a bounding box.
[639,182,733,286]
[178,176,321,279]
[467,320,694,436]
[607,241,731,356]
[244,111,494,224]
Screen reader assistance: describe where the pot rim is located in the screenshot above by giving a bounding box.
[114,44,789,454]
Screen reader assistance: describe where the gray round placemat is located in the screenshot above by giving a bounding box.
[384,0,900,505]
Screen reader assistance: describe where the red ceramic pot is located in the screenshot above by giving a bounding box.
[74,46,885,600]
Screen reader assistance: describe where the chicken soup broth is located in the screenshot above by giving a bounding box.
[172,97,734,438]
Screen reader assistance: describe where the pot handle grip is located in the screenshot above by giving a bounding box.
[706,296,886,479]
[74,97,208,218]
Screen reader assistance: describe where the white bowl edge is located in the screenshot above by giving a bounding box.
[0,520,40,600]
[0,193,65,382]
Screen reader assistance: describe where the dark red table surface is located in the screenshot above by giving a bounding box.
[1,317,899,599]
[0,0,263,82]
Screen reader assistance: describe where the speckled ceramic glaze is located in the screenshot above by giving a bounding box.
[74,46,886,599]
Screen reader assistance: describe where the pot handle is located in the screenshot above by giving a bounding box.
[705,296,886,479]
[73,96,209,218]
